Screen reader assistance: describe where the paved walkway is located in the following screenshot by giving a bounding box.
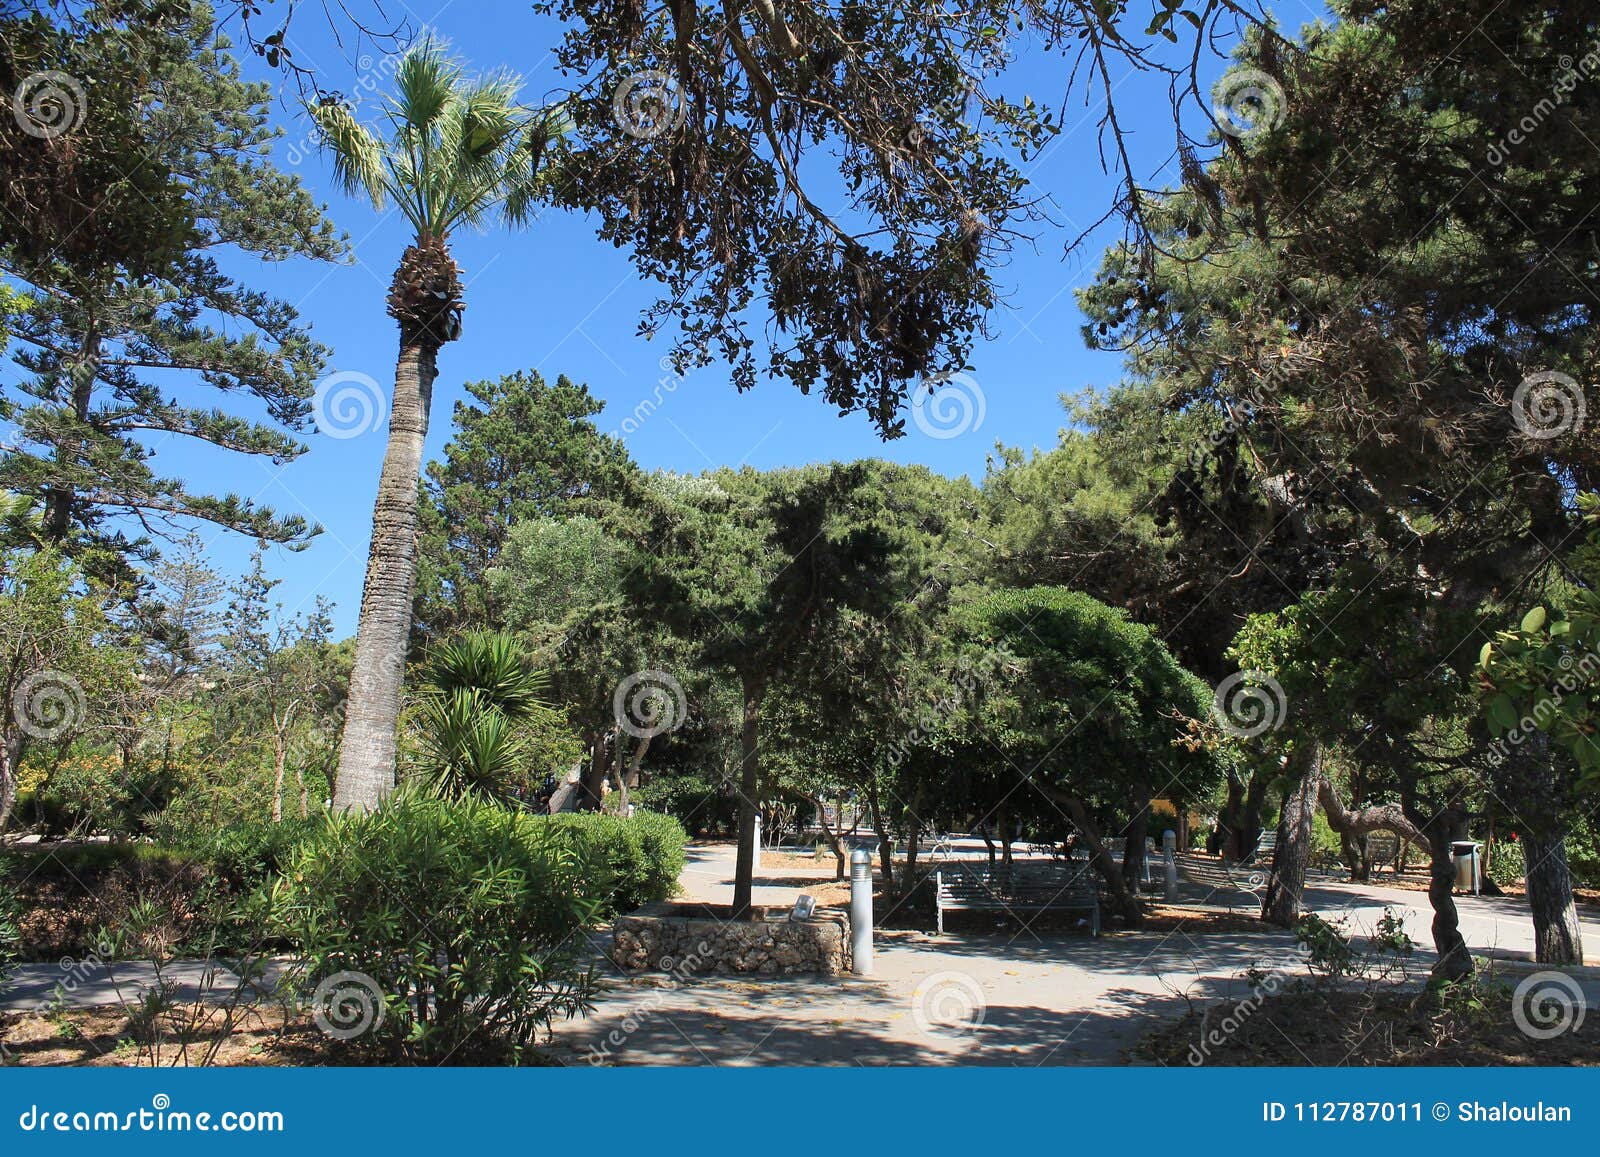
[541,843,1600,1066]
[7,842,1596,1066]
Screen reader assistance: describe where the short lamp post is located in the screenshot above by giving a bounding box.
[850,847,873,977]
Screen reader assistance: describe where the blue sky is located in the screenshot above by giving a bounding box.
[143,0,1313,635]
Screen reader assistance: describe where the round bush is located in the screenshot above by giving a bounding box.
[272,793,602,1062]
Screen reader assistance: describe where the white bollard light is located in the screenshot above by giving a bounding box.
[753,814,762,872]
[850,847,873,977]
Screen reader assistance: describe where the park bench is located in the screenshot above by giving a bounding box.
[1173,852,1266,909]
[1364,831,1403,877]
[1242,830,1277,866]
[934,865,1100,936]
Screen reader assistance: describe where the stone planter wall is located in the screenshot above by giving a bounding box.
[612,903,853,976]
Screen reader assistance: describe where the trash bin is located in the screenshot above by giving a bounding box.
[1451,840,1482,894]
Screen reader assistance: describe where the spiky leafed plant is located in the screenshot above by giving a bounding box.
[311,41,559,811]
[411,632,550,803]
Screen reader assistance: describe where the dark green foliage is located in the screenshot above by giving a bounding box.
[540,810,687,916]
[634,773,738,837]
[176,816,323,894]
[409,631,572,803]
[954,585,1220,803]
[418,371,637,636]
[273,794,601,1063]
[0,3,345,569]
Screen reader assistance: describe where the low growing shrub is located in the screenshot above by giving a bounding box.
[1487,837,1526,887]
[272,793,601,1063]
[539,810,687,916]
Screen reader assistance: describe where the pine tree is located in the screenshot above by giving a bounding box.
[0,3,346,576]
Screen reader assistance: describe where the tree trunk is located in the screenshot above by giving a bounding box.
[271,736,288,824]
[1262,743,1319,928]
[1222,770,1270,863]
[0,730,20,833]
[579,730,608,810]
[1412,804,1474,984]
[1122,796,1150,892]
[332,338,438,812]
[805,793,847,879]
[865,779,896,890]
[730,676,764,919]
[43,328,99,542]
[1492,733,1582,965]
[1318,776,1429,886]
[1523,833,1584,965]
[1054,792,1140,925]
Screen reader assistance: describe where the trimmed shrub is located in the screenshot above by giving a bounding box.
[272,793,601,1063]
[539,810,687,916]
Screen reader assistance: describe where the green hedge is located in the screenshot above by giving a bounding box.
[273,794,599,1062]
[539,810,687,917]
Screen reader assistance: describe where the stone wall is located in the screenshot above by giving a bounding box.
[612,904,853,975]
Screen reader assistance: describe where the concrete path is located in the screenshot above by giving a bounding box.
[539,842,1600,1066]
[8,841,1595,1067]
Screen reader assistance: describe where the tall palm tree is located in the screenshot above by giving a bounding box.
[312,40,555,811]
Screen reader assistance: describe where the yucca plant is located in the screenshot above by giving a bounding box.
[311,40,564,812]
[409,632,550,803]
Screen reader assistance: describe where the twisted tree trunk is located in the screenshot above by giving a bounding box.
[1411,803,1474,984]
[333,339,438,812]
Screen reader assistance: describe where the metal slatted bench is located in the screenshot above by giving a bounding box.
[1173,853,1266,909]
[934,866,1100,936]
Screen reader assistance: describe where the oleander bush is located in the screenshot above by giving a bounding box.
[272,793,602,1063]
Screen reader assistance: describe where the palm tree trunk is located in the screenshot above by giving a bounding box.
[333,338,438,812]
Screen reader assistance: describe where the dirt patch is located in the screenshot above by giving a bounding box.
[0,1005,326,1067]
[1136,982,1600,1066]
